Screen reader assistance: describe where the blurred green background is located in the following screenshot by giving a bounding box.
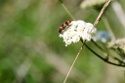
[0,0,125,83]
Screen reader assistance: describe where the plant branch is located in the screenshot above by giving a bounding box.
[93,0,111,26]
[63,41,86,83]
[91,40,105,51]
[92,39,116,60]
[85,44,125,67]
[92,39,125,67]
[59,0,75,20]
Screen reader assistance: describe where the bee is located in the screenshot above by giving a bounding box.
[59,20,71,33]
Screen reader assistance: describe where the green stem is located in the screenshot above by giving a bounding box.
[92,40,105,51]
[85,44,125,67]
[59,0,75,20]
[63,41,86,83]
[92,40,123,63]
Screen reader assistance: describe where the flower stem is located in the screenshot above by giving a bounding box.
[63,42,85,83]
[91,40,105,51]
[59,0,75,20]
[85,44,125,67]
[93,0,111,26]
[91,40,125,66]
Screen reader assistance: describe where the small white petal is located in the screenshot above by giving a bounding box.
[59,20,97,46]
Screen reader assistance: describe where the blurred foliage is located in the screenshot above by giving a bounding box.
[0,0,125,83]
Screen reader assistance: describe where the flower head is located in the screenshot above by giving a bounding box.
[59,20,96,46]
[108,38,125,53]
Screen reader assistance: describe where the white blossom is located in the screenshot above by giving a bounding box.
[59,20,97,46]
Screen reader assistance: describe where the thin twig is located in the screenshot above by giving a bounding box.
[86,41,125,67]
[91,40,105,51]
[94,0,111,26]
[85,44,125,67]
[63,42,85,83]
[89,0,111,34]
[92,39,116,60]
[59,0,75,20]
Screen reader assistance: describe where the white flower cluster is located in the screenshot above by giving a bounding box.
[59,20,97,46]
